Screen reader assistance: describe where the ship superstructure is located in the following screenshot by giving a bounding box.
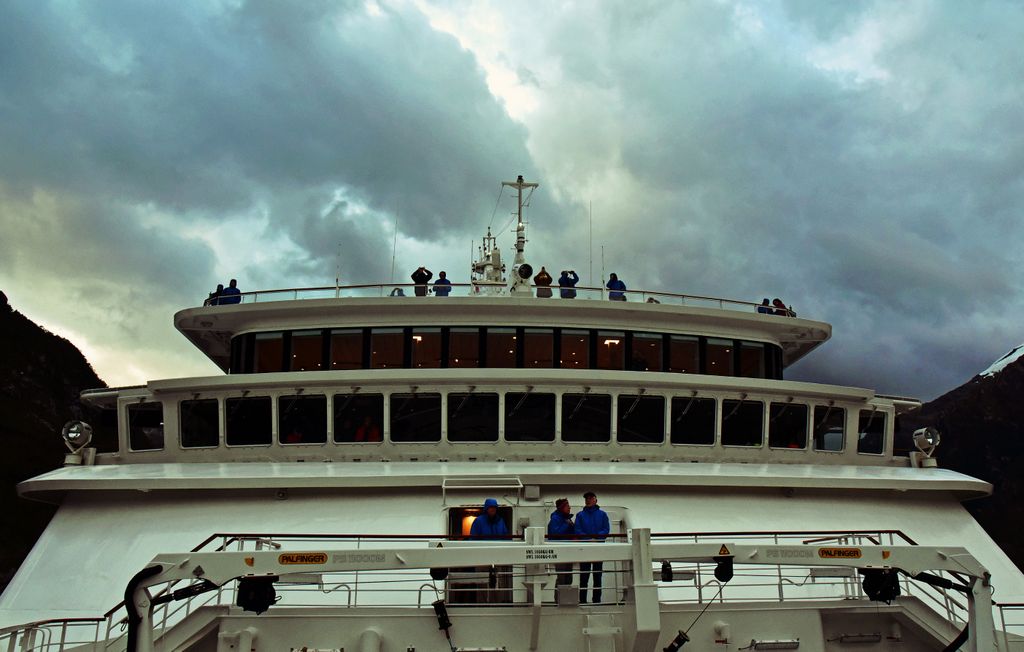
[2,177,1023,651]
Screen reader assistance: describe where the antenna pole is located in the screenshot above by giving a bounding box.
[501,175,538,267]
[389,211,399,290]
[589,200,593,287]
[601,245,605,300]
[335,242,342,298]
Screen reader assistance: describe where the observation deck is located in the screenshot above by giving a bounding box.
[175,283,830,374]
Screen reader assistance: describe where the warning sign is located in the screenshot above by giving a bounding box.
[817,547,862,559]
[278,552,328,565]
[718,545,731,556]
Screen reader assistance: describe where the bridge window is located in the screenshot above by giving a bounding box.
[631,333,662,371]
[670,397,716,445]
[706,338,733,376]
[448,393,499,442]
[390,393,442,442]
[523,329,554,368]
[857,409,886,454]
[371,328,405,369]
[290,330,324,371]
[330,329,363,370]
[278,394,327,444]
[412,328,442,368]
[722,399,764,446]
[253,332,284,373]
[562,393,612,442]
[739,342,765,378]
[334,393,384,443]
[597,331,625,370]
[486,328,517,368]
[768,402,807,449]
[449,328,480,368]
[560,330,589,368]
[617,395,665,443]
[504,392,556,442]
[668,336,699,373]
[226,396,272,446]
[813,405,845,452]
[180,399,219,448]
[128,402,164,451]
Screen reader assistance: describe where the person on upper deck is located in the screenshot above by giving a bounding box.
[772,298,788,316]
[576,491,610,603]
[547,498,575,586]
[433,271,452,297]
[470,498,509,539]
[411,267,433,296]
[207,284,224,306]
[534,267,553,298]
[757,298,772,314]
[606,273,626,301]
[558,270,579,299]
[389,287,406,297]
[219,279,241,304]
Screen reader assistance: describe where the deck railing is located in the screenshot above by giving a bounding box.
[201,283,797,316]
[3,529,1017,652]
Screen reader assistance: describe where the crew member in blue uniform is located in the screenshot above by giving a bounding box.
[576,491,610,603]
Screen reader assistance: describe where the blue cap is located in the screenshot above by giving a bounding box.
[483,498,499,508]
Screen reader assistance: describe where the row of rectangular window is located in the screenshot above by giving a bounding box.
[126,394,886,455]
[230,328,784,379]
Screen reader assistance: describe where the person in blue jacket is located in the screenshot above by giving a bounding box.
[558,270,579,299]
[470,498,509,539]
[219,279,242,304]
[576,491,611,603]
[606,273,626,301]
[433,271,452,297]
[547,498,575,586]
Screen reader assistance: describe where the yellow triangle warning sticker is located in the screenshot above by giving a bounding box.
[718,545,731,556]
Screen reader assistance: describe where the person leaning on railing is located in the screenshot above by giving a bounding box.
[606,273,627,301]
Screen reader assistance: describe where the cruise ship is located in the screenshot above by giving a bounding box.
[2,176,1022,651]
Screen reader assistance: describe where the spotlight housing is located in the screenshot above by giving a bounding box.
[61,420,93,452]
[912,427,940,457]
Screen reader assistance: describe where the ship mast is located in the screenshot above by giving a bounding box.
[503,174,538,294]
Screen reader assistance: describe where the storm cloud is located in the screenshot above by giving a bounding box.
[1,0,1022,398]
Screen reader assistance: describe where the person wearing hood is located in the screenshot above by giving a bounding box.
[606,273,626,301]
[470,498,509,539]
[576,491,611,603]
[547,498,575,586]
[558,270,579,299]
[534,267,553,298]
[757,298,771,314]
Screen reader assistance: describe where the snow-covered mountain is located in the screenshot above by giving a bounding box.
[980,343,1024,377]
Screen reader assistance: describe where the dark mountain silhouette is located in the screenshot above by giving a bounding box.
[0,300,107,592]
[900,349,1024,572]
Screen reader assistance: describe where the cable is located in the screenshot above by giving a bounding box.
[683,583,726,635]
[487,185,505,229]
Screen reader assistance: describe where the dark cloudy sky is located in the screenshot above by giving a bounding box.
[1,0,1021,400]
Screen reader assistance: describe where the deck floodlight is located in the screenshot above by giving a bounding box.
[430,567,449,581]
[61,420,93,452]
[661,560,673,582]
[912,427,940,457]
[236,576,278,614]
[860,568,900,604]
[713,556,733,583]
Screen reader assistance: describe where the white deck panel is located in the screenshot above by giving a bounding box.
[18,461,990,500]
[2,469,1020,628]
